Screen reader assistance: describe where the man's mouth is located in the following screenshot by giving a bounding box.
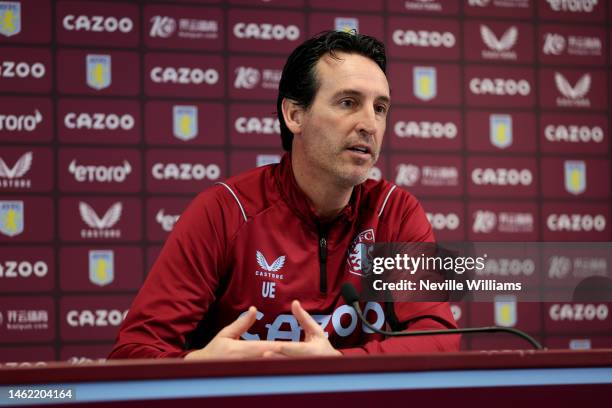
[347,145,372,155]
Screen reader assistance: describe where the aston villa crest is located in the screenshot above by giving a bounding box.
[494,295,517,327]
[89,250,114,286]
[334,17,358,34]
[489,114,513,149]
[173,105,198,141]
[413,66,436,101]
[86,54,112,90]
[564,160,586,195]
[0,200,23,237]
[0,2,21,37]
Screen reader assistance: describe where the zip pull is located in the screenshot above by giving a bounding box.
[319,236,328,293]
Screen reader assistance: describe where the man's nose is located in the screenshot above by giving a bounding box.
[356,106,377,137]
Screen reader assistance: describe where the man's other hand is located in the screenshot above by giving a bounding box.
[268,300,342,358]
[184,306,282,360]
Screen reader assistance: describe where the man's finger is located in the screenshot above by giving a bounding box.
[278,342,311,357]
[219,306,258,339]
[291,300,324,338]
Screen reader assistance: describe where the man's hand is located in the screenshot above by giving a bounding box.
[184,306,282,360]
[270,300,342,358]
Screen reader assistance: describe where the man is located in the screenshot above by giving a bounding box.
[109,31,459,359]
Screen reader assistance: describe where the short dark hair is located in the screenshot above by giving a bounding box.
[276,31,387,151]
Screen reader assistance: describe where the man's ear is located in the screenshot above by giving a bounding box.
[281,98,304,136]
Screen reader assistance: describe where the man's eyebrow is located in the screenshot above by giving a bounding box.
[332,89,391,104]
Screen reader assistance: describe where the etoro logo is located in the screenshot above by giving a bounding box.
[0,151,32,188]
[155,209,179,232]
[68,159,132,183]
[0,109,43,132]
[0,2,21,37]
[79,201,122,238]
[0,60,45,79]
[233,22,300,41]
[546,213,606,232]
[256,251,285,272]
[392,30,456,48]
[480,25,517,60]
[546,0,598,12]
[62,14,134,33]
[555,72,591,107]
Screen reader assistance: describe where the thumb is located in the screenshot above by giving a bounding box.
[291,300,325,339]
[219,306,258,339]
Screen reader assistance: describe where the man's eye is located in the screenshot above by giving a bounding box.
[375,105,388,114]
[340,99,355,107]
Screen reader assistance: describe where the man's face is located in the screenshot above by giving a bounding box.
[295,52,390,188]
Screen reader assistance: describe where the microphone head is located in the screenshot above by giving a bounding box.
[341,282,360,305]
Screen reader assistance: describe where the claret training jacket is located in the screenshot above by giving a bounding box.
[109,153,459,358]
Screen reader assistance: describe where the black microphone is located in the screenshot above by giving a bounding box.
[341,282,543,350]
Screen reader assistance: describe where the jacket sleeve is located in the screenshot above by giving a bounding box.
[340,189,460,355]
[108,188,235,359]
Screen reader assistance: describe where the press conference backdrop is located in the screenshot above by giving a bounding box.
[0,0,611,365]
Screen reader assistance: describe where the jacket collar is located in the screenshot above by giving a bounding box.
[274,152,361,228]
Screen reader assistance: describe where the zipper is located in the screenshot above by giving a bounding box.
[318,232,328,293]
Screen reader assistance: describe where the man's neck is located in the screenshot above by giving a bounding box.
[291,153,353,221]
